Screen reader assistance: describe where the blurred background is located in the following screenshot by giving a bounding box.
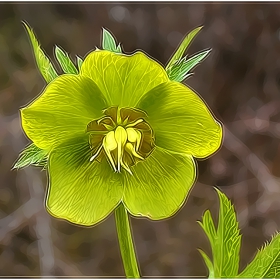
[0,2,280,277]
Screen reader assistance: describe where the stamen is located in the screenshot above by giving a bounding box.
[126,118,144,128]
[126,128,142,151]
[103,131,118,172]
[88,106,154,174]
[120,157,133,175]
[135,130,142,151]
[117,107,122,125]
[127,127,138,142]
[114,126,128,172]
[125,143,144,160]
[89,145,103,162]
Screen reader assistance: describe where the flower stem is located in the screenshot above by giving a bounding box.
[115,203,140,278]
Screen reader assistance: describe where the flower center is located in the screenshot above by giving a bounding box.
[86,106,155,174]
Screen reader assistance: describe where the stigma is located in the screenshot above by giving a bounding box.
[87,106,155,174]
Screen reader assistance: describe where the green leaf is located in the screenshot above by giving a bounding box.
[55,46,78,74]
[102,28,122,53]
[47,135,123,226]
[137,81,222,158]
[76,55,83,71]
[198,188,241,278]
[197,210,216,251]
[123,147,196,219]
[22,21,58,83]
[80,50,168,108]
[12,143,48,170]
[214,188,241,278]
[166,26,203,70]
[167,49,211,82]
[238,232,280,278]
[198,249,214,278]
[116,43,122,53]
[21,74,108,150]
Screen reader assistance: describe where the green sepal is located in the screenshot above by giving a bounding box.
[47,135,123,226]
[55,45,79,74]
[22,21,58,83]
[238,232,280,278]
[80,50,168,107]
[198,188,241,278]
[166,26,203,70]
[12,143,48,170]
[123,147,196,220]
[102,28,122,53]
[137,81,222,158]
[76,55,83,71]
[21,74,108,150]
[167,49,211,82]
[198,249,214,278]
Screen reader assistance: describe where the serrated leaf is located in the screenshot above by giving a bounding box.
[198,188,241,278]
[102,28,122,53]
[76,55,83,71]
[238,232,280,278]
[22,21,58,83]
[198,209,216,250]
[215,188,241,278]
[12,143,48,170]
[198,249,214,278]
[167,49,211,82]
[166,26,203,70]
[55,46,78,74]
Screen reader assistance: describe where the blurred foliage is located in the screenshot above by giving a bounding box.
[1,3,280,277]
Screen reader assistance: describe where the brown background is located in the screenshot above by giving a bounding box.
[0,2,280,277]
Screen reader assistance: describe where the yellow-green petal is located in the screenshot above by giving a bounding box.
[46,136,123,226]
[137,81,222,158]
[80,50,169,107]
[123,147,196,219]
[21,74,108,150]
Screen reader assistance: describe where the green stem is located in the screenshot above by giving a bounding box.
[115,203,140,278]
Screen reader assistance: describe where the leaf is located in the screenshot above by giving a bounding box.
[12,143,48,170]
[55,45,78,74]
[116,43,122,53]
[198,188,241,278]
[198,249,214,278]
[76,55,83,71]
[166,26,203,70]
[197,210,216,251]
[102,28,122,53]
[214,188,241,278]
[22,21,58,83]
[238,232,280,278]
[167,49,211,82]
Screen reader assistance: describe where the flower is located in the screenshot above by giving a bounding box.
[21,50,222,226]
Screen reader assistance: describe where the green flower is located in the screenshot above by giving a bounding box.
[21,49,222,226]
